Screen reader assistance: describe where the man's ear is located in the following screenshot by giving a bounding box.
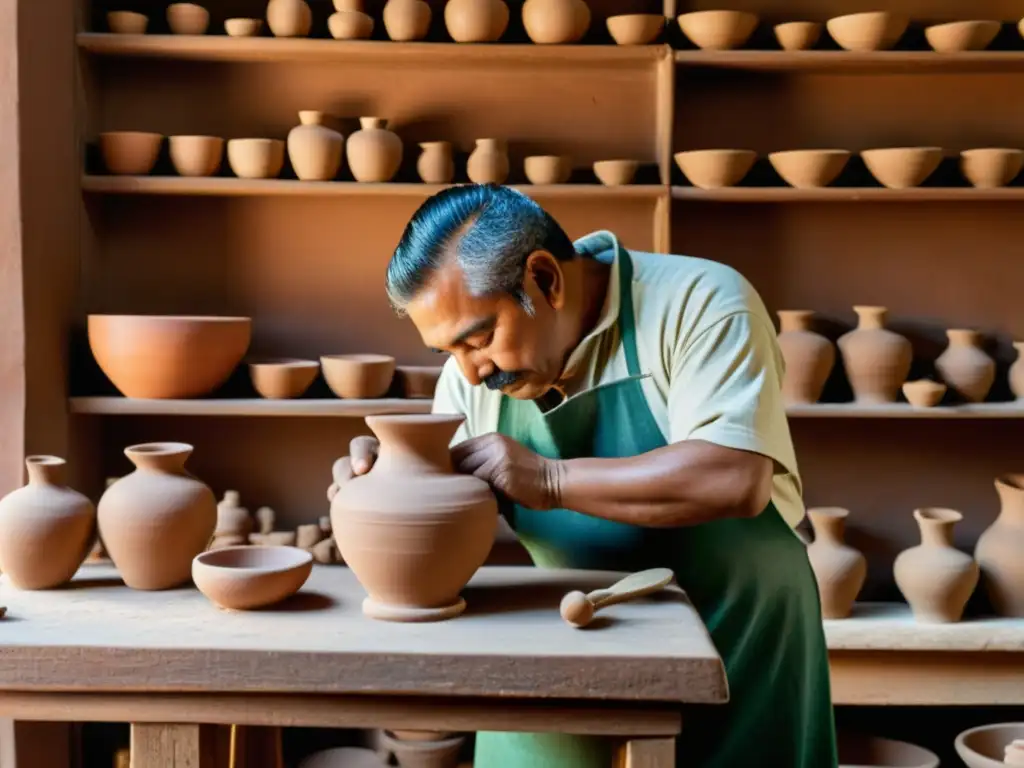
[525,250,566,310]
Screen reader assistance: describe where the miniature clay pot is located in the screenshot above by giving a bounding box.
[522,0,590,44]
[769,149,850,189]
[806,507,866,619]
[321,354,396,398]
[417,142,455,184]
[444,0,509,42]
[956,723,1024,768]
[467,138,509,184]
[773,21,821,50]
[924,20,1001,52]
[99,443,217,590]
[227,138,286,179]
[674,149,756,190]
[169,135,224,177]
[593,159,638,186]
[193,545,313,610]
[331,414,498,621]
[225,18,263,36]
[249,358,320,399]
[776,310,835,405]
[826,11,908,51]
[107,11,148,34]
[214,490,254,541]
[347,118,403,183]
[0,457,96,590]
[99,131,163,175]
[960,148,1024,188]
[606,14,663,45]
[935,329,995,403]
[902,380,946,408]
[861,147,943,189]
[288,111,344,181]
[384,0,432,41]
[167,3,209,34]
[524,155,571,185]
[88,314,252,399]
[677,10,758,50]
[381,731,466,768]
[266,0,312,37]
[395,365,444,398]
[974,475,1024,617]
[1011,342,1024,399]
[836,306,912,404]
[329,10,374,39]
[837,732,940,768]
[893,507,978,623]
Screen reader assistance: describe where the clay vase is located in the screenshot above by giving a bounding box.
[776,310,835,405]
[266,0,312,37]
[444,0,509,42]
[384,0,432,41]
[837,306,912,404]
[806,507,866,619]
[893,508,979,623]
[331,414,498,621]
[0,457,96,589]
[417,141,454,183]
[347,118,403,183]
[98,442,217,590]
[287,111,344,182]
[974,475,1024,617]
[466,138,509,184]
[1011,342,1024,400]
[935,329,995,403]
[522,0,591,44]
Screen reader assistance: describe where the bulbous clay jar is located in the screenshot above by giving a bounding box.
[331,414,498,621]
[384,0,432,41]
[417,141,454,183]
[0,457,96,589]
[935,328,995,403]
[522,0,591,43]
[347,118,403,183]
[1012,342,1024,400]
[893,507,979,623]
[98,443,217,590]
[287,111,344,182]
[467,138,509,184]
[267,0,312,37]
[837,306,912,404]
[776,310,835,405]
[975,475,1024,617]
[444,0,509,42]
[806,507,866,619]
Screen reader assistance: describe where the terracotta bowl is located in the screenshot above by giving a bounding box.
[107,10,148,34]
[593,159,639,186]
[960,148,1024,188]
[902,380,946,408]
[769,149,850,188]
[925,20,1001,52]
[193,546,313,611]
[99,131,163,175]
[227,138,285,179]
[225,18,263,37]
[955,723,1024,768]
[249,358,320,399]
[169,135,224,177]
[826,12,908,51]
[524,155,572,185]
[321,354,396,399]
[774,21,822,50]
[298,748,388,768]
[674,149,756,189]
[167,3,210,35]
[861,147,943,189]
[838,732,939,767]
[606,14,664,45]
[677,10,758,50]
[329,11,374,40]
[395,365,444,399]
[380,731,465,767]
[388,730,455,741]
[88,315,252,399]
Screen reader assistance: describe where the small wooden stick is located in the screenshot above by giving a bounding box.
[560,568,674,628]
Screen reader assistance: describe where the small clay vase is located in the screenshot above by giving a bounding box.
[806,507,866,619]
[98,443,217,590]
[384,0,432,41]
[266,0,312,37]
[0,457,96,590]
[522,0,591,44]
[893,508,979,623]
[329,9,374,39]
[444,0,509,42]
[169,135,224,177]
[974,475,1024,617]
[166,3,210,34]
[776,310,835,405]
[1011,342,1024,400]
[467,138,509,184]
[837,306,912,404]
[935,329,995,403]
[288,111,344,182]
[347,118,403,183]
[417,142,455,184]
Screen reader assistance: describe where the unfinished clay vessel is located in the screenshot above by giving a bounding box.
[167,3,209,34]
[522,0,590,44]
[384,0,432,41]
[100,131,163,175]
[925,20,1000,52]
[225,18,263,36]
[288,111,344,181]
[0,457,95,590]
[210,490,253,549]
[321,354,396,398]
[837,732,939,768]
[773,21,821,50]
[894,508,978,623]
[417,142,455,184]
[975,475,1024,617]
[467,138,509,184]
[331,414,498,621]
[935,329,995,403]
[837,306,912,404]
[347,118,403,182]
[267,0,312,37]
[228,138,285,179]
[99,443,217,590]
[108,10,149,33]
[169,135,224,177]
[902,380,946,408]
[193,545,312,610]
[769,149,850,189]
[380,731,466,768]
[395,365,444,398]
[776,310,835,405]
[674,149,756,190]
[1011,342,1024,399]
[826,11,908,51]
[861,147,943,189]
[524,155,571,184]
[444,0,508,42]
[606,14,663,45]
[806,507,865,619]
[677,10,758,50]
[956,723,1024,768]
[960,148,1024,188]
[593,159,638,186]
[249,358,320,399]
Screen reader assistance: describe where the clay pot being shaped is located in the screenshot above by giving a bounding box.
[1011,342,1024,399]
[960,148,1024,188]
[329,9,374,39]
[524,155,571,184]
[975,475,1024,617]
[167,3,210,34]
[108,11,148,33]
[169,135,224,177]
[225,18,263,36]
[347,118,403,183]
[380,731,466,768]
[925,20,1001,52]
[288,111,344,181]
[331,414,498,621]
[861,147,943,189]
[774,21,821,50]
[677,10,758,50]
[99,443,217,590]
[593,159,638,186]
[935,329,995,403]
[0,457,95,590]
[416,141,455,184]
[444,0,509,42]
[467,138,509,184]
[674,149,756,190]
[902,380,946,408]
[249,358,320,399]
[522,0,591,44]
[806,507,866,619]
[894,507,979,623]
[266,0,312,37]
[837,732,939,768]
[193,545,313,610]
[956,723,1024,768]
[837,306,912,404]
[769,149,850,189]
[211,489,253,549]
[606,14,663,45]
[776,310,835,405]
[384,0,432,41]
[227,138,285,179]
[395,365,444,398]
[321,354,396,398]
[826,11,908,51]
[100,131,163,175]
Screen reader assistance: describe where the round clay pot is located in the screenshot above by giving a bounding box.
[677,10,758,50]
[606,14,663,45]
[395,365,444,398]
[975,475,1024,617]
[935,329,995,403]
[806,507,865,619]
[956,723,1024,768]
[674,149,756,189]
[347,118,403,183]
[925,20,1001,52]
[524,155,571,185]
[88,314,252,399]
[166,3,209,34]
[99,131,163,175]
[444,0,509,42]
[417,141,455,184]
[837,732,939,768]
[1011,342,1024,399]
[384,0,432,41]
[331,414,498,621]
[894,507,978,623]
[861,147,943,189]
[769,149,850,189]
[107,11,148,34]
[776,310,835,405]
[960,148,1024,188]
[266,0,312,37]
[901,380,946,408]
[522,0,591,44]
[249,358,320,399]
[193,545,313,610]
[321,354,396,398]
[593,159,638,186]
[225,18,263,36]
[826,11,908,51]
[0,456,95,590]
[467,138,509,184]
[214,490,253,540]
[773,21,821,50]
[299,748,389,768]
[169,135,224,177]
[288,111,344,182]
[380,731,466,767]
[99,443,217,590]
[837,306,912,404]
[227,138,285,179]
[329,10,374,39]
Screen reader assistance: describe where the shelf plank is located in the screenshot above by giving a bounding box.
[786,402,1024,418]
[674,49,1024,73]
[69,397,433,417]
[672,186,1024,202]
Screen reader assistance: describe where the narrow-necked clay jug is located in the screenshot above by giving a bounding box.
[98,442,217,590]
[384,0,432,40]
[522,0,591,43]
[417,141,454,183]
[267,0,312,37]
[776,310,835,405]
[347,118,403,183]
[806,507,866,619]
[975,474,1024,617]
[331,414,498,621]
[444,0,509,42]
[935,328,995,403]
[1011,342,1024,400]
[893,507,979,623]
[287,111,344,182]
[467,138,509,184]
[837,305,912,404]
[0,456,95,589]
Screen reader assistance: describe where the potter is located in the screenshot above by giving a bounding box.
[328,184,837,767]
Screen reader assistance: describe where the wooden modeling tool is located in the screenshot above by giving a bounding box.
[560,568,675,628]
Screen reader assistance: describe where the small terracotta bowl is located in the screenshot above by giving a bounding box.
[328,11,374,40]
[925,20,1001,52]
[774,21,822,50]
[769,149,850,188]
[606,14,664,45]
[395,365,444,399]
[677,10,758,50]
[902,380,946,408]
[955,722,1024,768]
[321,354,396,399]
[99,131,163,175]
[167,3,210,35]
[380,732,466,767]
[826,12,908,51]
[225,18,263,37]
[524,155,572,185]
[107,11,148,34]
[249,359,320,399]
[674,149,756,189]
[861,147,943,189]
[227,138,285,179]
[960,148,1024,188]
[593,159,639,186]
[193,546,313,611]
[169,135,224,177]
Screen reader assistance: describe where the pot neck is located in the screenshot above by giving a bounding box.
[854,306,886,330]
[366,416,464,476]
[299,110,327,126]
[808,507,848,544]
[946,328,980,348]
[476,138,505,151]
[914,508,961,547]
[995,475,1024,524]
[125,442,193,473]
[25,456,65,486]
[778,310,813,334]
[359,117,386,131]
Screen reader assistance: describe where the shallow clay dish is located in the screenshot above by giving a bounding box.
[902,380,946,408]
[167,3,210,34]
[524,155,572,185]
[298,748,388,768]
[838,731,939,767]
[249,359,320,399]
[677,10,758,50]
[674,149,756,189]
[321,354,396,399]
[395,365,443,399]
[169,135,224,177]
[99,131,163,175]
[774,21,821,50]
[593,159,639,186]
[955,722,1024,768]
[380,731,466,767]
[769,149,850,188]
[826,11,908,51]
[925,20,1001,52]
[227,138,285,179]
[960,148,1024,188]
[225,18,263,37]
[861,147,943,189]
[606,14,664,45]
[193,546,313,610]
[107,10,148,34]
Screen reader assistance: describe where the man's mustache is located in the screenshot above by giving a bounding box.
[484,369,523,390]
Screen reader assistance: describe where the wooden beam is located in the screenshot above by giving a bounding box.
[0,720,71,768]
[130,724,217,768]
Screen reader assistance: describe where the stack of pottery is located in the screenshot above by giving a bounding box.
[837,306,912,404]
[347,118,403,182]
[975,475,1024,617]
[209,490,254,549]
[775,310,835,405]
[384,0,432,41]
[329,0,374,40]
[805,507,866,619]
[935,329,995,403]
[444,0,509,42]
[522,0,591,44]
[287,111,345,181]
[266,0,312,37]
[467,139,509,184]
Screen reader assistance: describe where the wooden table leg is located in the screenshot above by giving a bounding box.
[0,720,71,768]
[130,723,217,768]
[614,737,676,768]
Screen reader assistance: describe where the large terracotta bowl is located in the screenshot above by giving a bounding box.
[769,149,850,188]
[826,12,908,51]
[960,148,1024,188]
[675,149,756,189]
[861,147,943,189]
[88,315,251,399]
[838,732,939,767]
[925,20,1001,52]
[677,10,758,50]
[955,723,1024,768]
[193,545,313,610]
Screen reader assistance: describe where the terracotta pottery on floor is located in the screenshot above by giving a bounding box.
[395,365,444,398]
[893,507,978,623]
[774,21,821,50]
[467,138,509,184]
[288,111,344,181]
[924,20,1001,52]
[211,490,253,549]
[1011,342,1024,399]
[837,306,912,404]
[299,748,388,768]
[776,310,835,405]
[677,11,758,50]
[960,148,1024,188]
[861,147,943,189]
[99,443,217,590]
[108,11,148,34]
[444,0,509,42]
[347,118,403,182]
[826,11,908,51]
[975,475,1024,617]
[955,723,1024,768]
[769,149,850,189]
[417,142,455,184]
[837,731,939,768]
[806,507,865,619]
[331,414,498,621]
[593,159,638,186]
[193,545,312,610]
[935,329,995,403]
[169,135,224,177]
[381,731,466,768]
[522,0,590,44]
[674,149,756,190]
[901,380,946,408]
[606,14,663,45]
[99,131,163,175]
[249,358,320,399]
[384,0,432,41]
[329,9,375,39]
[524,155,571,184]
[267,0,312,37]
[225,18,263,36]
[227,138,285,179]
[321,354,396,398]
[167,3,209,34]
[0,457,95,590]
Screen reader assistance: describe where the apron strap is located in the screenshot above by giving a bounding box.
[616,247,642,379]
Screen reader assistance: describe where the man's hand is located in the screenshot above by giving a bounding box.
[451,433,562,511]
[326,436,380,502]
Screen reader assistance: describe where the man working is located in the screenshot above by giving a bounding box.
[329,183,838,767]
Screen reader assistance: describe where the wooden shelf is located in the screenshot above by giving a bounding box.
[674,49,1024,74]
[786,402,1024,418]
[672,186,1024,202]
[69,397,432,417]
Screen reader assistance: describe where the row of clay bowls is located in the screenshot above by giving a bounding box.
[675,147,1024,190]
[251,355,442,400]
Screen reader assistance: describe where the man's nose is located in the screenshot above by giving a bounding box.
[457,350,493,386]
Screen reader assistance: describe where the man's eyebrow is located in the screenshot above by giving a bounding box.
[445,315,497,349]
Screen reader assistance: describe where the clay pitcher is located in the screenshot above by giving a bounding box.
[975,474,1024,617]
[347,117,403,183]
[1010,342,1024,399]
[444,0,509,42]
[522,0,591,43]
[0,456,96,589]
[287,111,344,181]
[935,328,995,403]
[416,141,454,183]
[837,305,912,404]
[98,442,217,590]
[776,310,835,405]
[893,507,979,623]
[466,138,509,184]
[383,0,432,41]
[266,0,312,37]
[806,507,866,619]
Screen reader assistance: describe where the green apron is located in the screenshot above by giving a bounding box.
[474,248,838,768]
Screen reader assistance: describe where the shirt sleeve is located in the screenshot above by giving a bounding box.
[431,356,472,446]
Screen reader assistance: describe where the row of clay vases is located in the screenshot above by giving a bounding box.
[286,113,402,182]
